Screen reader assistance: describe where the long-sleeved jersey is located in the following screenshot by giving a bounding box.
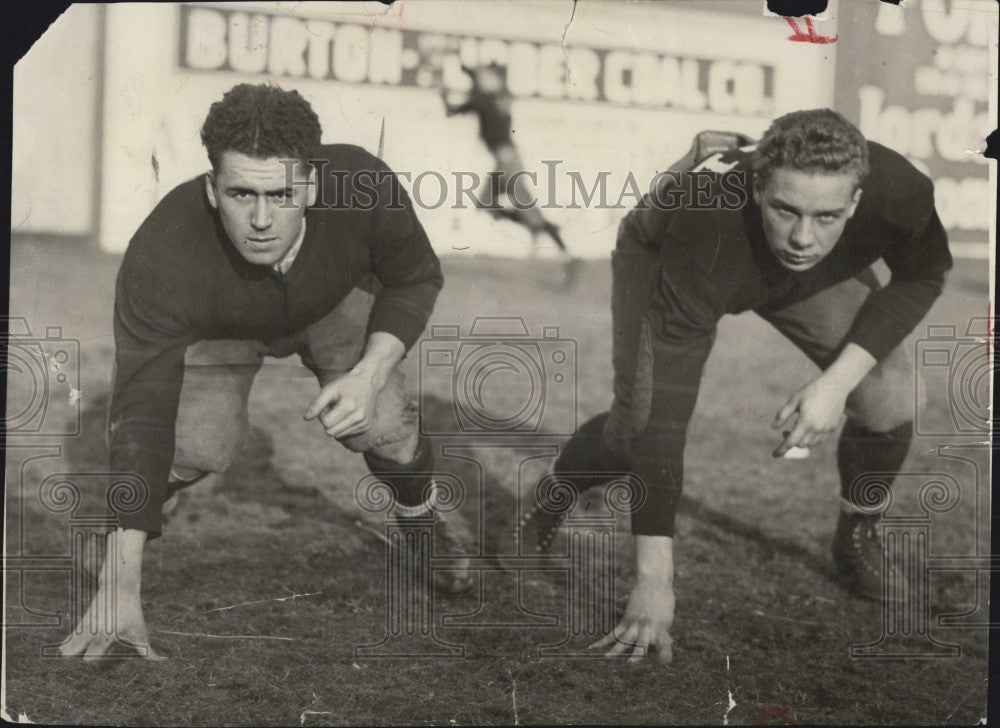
[619,141,952,537]
[109,144,442,537]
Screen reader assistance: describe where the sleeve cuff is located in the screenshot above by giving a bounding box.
[117,506,165,540]
[629,486,679,537]
[366,300,430,351]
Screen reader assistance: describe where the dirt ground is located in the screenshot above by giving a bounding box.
[3,238,992,725]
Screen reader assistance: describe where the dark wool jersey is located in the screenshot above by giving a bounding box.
[620,141,952,537]
[110,144,442,537]
[452,90,513,151]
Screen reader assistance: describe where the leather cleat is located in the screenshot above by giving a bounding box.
[515,500,567,555]
[831,511,908,602]
[389,508,474,596]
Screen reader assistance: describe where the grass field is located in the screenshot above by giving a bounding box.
[3,236,992,725]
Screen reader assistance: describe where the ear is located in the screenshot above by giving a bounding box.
[306,165,318,208]
[752,172,763,207]
[846,186,862,218]
[205,171,219,210]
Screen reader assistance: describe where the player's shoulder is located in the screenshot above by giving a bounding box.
[855,141,936,231]
[126,175,213,259]
[862,141,934,201]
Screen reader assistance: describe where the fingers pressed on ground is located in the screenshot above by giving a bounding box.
[654,631,673,663]
[58,634,86,657]
[627,626,658,662]
[82,636,113,663]
[588,633,616,650]
[603,624,640,657]
[133,643,166,661]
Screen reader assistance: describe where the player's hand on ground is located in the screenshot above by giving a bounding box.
[589,576,675,663]
[305,372,377,439]
[772,376,848,457]
[59,582,163,662]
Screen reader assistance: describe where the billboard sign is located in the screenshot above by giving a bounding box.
[834,0,994,245]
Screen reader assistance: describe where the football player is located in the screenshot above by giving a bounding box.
[60,83,474,661]
[520,109,952,662]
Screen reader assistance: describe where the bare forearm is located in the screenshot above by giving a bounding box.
[635,535,674,585]
[101,528,147,590]
[821,342,877,395]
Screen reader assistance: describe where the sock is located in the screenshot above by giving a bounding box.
[165,469,209,500]
[364,436,434,510]
[546,412,619,506]
[837,420,913,514]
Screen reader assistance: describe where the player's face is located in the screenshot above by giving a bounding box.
[753,168,862,272]
[206,151,317,267]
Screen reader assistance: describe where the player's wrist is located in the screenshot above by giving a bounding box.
[821,342,877,394]
[99,528,146,590]
[348,359,384,390]
[635,535,674,586]
[816,366,859,400]
[635,571,674,590]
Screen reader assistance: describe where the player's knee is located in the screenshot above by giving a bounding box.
[341,427,418,463]
[847,350,914,432]
[340,375,417,457]
[172,423,247,475]
[848,391,913,432]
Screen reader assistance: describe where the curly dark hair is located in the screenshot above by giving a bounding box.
[752,109,869,186]
[200,83,322,169]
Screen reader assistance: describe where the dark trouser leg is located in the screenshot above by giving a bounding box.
[552,412,613,475]
[551,233,661,497]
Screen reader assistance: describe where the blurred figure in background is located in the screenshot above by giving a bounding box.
[443,63,580,289]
